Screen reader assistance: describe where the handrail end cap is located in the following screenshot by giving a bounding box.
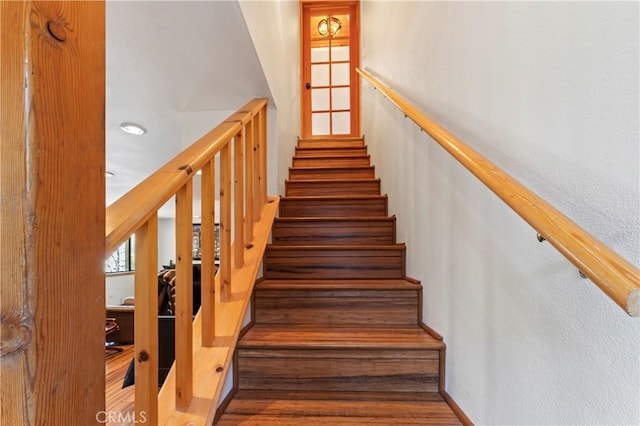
[627,288,640,317]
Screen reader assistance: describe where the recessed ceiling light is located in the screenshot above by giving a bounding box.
[196,170,202,175]
[120,122,146,135]
[105,171,114,177]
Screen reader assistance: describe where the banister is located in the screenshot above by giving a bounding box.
[104,97,277,423]
[356,68,640,317]
[105,98,267,254]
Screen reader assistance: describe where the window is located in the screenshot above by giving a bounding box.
[105,235,135,273]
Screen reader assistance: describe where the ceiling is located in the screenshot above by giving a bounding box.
[105,1,272,215]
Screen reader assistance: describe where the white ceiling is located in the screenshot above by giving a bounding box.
[105,1,272,214]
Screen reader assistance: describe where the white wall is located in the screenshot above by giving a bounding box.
[239,0,301,196]
[361,2,639,425]
[105,273,134,306]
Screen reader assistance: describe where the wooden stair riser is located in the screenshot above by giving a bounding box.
[285,179,381,197]
[237,348,439,393]
[279,196,388,218]
[254,289,419,325]
[289,166,375,180]
[273,218,395,245]
[295,147,368,157]
[298,139,364,148]
[264,246,405,279]
[292,156,371,168]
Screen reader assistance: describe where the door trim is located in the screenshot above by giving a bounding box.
[300,0,360,139]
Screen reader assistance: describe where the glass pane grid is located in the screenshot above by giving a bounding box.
[308,20,353,137]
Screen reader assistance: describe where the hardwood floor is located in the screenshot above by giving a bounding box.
[105,345,135,426]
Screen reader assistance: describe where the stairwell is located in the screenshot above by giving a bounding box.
[216,137,464,425]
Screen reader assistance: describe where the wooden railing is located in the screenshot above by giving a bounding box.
[105,98,279,424]
[356,68,640,317]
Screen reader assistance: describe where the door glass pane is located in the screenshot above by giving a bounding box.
[331,46,350,62]
[332,88,350,110]
[312,88,330,111]
[331,63,350,86]
[312,113,330,136]
[332,112,350,134]
[311,47,329,63]
[312,64,329,86]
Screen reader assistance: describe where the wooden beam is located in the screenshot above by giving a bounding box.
[201,160,216,346]
[253,110,263,221]
[244,118,255,241]
[0,2,105,424]
[134,215,159,425]
[234,130,245,267]
[175,181,194,410]
[260,107,268,205]
[220,144,232,302]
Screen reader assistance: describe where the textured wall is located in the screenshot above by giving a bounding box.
[361,2,639,424]
[239,0,301,196]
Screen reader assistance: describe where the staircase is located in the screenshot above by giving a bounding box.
[216,137,463,425]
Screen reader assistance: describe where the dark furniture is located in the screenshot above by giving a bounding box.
[158,264,201,385]
[120,265,203,388]
[105,299,135,344]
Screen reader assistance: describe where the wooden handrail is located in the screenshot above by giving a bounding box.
[105,97,277,422]
[356,68,640,317]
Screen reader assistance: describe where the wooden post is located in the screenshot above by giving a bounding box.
[234,130,245,267]
[200,160,216,346]
[244,118,255,241]
[260,106,268,205]
[134,215,159,425]
[0,2,105,424]
[253,110,262,220]
[175,181,193,410]
[219,144,232,302]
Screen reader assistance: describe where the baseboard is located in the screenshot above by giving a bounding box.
[441,390,474,426]
[213,385,237,425]
[419,321,444,341]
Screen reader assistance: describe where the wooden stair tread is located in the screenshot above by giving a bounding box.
[275,216,394,223]
[285,179,381,197]
[293,154,370,159]
[227,389,445,402]
[218,390,461,425]
[288,165,375,180]
[298,137,364,142]
[289,165,373,171]
[295,147,369,157]
[239,324,444,350]
[256,279,420,291]
[281,194,387,201]
[285,178,380,184]
[266,244,405,251]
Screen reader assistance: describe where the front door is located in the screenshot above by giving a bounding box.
[301,1,360,138]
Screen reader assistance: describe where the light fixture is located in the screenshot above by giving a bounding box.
[318,15,341,38]
[120,122,146,135]
[105,171,114,177]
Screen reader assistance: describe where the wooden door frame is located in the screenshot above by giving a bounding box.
[300,0,360,139]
